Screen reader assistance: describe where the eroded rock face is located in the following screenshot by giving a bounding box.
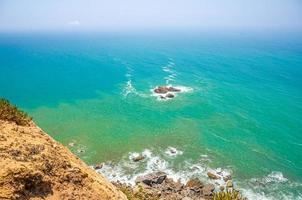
[0,120,127,200]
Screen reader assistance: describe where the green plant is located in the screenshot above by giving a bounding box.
[0,98,32,126]
[214,190,247,200]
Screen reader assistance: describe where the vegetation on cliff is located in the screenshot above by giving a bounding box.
[0,99,32,126]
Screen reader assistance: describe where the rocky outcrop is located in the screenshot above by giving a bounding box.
[115,173,219,200]
[154,86,181,94]
[132,154,145,162]
[135,171,167,186]
[0,120,127,200]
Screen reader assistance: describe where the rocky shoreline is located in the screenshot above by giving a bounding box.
[111,171,245,200]
[92,152,246,200]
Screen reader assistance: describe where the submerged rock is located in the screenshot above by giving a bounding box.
[135,171,167,186]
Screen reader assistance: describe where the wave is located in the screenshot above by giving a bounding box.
[96,148,229,186]
[95,148,302,200]
[240,172,302,200]
[162,60,177,85]
[122,64,148,98]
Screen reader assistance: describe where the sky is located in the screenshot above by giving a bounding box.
[0,0,302,32]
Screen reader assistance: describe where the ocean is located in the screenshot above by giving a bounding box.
[0,31,302,199]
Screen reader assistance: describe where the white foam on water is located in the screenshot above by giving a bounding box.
[123,80,137,97]
[239,171,302,200]
[162,61,177,85]
[122,65,148,98]
[164,146,183,157]
[95,150,302,200]
[250,171,288,186]
[97,149,228,186]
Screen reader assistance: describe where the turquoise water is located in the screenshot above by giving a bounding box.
[1,32,302,199]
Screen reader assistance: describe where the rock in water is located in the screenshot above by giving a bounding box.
[207,171,220,179]
[132,155,145,162]
[154,86,169,94]
[94,163,103,170]
[135,171,167,186]
[166,93,175,98]
[167,87,181,92]
[154,86,181,94]
[202,183,215,197]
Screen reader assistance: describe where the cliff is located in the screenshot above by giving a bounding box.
[0,119,127,200]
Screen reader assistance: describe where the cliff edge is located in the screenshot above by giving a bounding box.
[0,119,127,200]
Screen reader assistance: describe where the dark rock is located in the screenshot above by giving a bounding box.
[219,185,225,191]
[132,155,145,162]
[167,87,181,92]
[135,172,167,186]
[166,93,175,98]
[94,163,103,170]
[207,171,220,180]
[154,86,169,94]
[223,175,232,182]
[202,184,215,196]
[154,86,181,94]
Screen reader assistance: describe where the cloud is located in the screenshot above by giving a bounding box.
[68,20,80,26]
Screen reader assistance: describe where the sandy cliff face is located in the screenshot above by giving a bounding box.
[0,120,127,200]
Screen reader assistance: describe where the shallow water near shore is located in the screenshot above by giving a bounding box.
[1,32,302,199]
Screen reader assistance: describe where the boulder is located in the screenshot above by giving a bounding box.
[226,180,233,188]
[207,171,220,180]
[164,178,183,191]
[186,178,204,189]
[132,155,145,162]
[135,172,167,186]
[202,184,215,196]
